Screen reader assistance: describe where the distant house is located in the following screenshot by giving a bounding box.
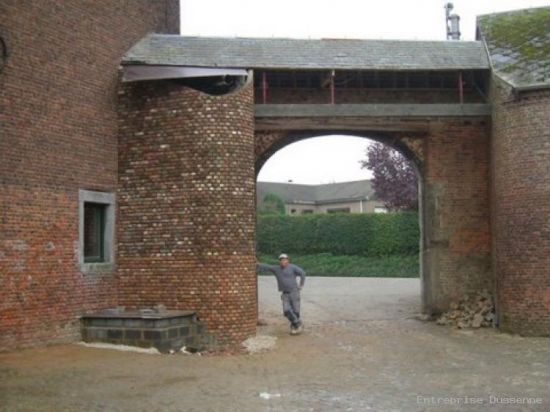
[257,180,387,215]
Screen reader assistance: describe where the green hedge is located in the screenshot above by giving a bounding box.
[257,213,419,257]
[258,253,419,278]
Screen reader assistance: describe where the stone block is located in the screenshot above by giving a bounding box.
[107,329,123,340]
[143,330,164,341]
[106,319,124,327]
[86,328,108,341]
[153,319,170,328]
[124,329,142,340]
[88,318,108,327]
[123,319,143,328]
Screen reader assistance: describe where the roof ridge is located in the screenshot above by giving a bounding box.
[156,34,483,44]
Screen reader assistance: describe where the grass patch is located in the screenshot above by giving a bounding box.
[257,253,419,278]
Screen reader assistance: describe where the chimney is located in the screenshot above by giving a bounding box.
[444,2,461,40]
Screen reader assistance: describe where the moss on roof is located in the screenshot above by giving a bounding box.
[477,7,550,87]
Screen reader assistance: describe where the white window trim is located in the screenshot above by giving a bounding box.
[79,189,115,274]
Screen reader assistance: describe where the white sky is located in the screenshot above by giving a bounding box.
[180,0,550,184]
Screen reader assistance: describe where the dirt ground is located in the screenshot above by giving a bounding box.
[1,277,549,412]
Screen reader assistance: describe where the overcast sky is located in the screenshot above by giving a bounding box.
[180,0,550,184]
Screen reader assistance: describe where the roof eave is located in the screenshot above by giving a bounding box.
[514,82,550,93]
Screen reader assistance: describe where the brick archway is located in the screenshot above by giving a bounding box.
[254,117,491,317]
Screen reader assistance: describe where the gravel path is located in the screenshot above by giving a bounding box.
[1,277,549,411]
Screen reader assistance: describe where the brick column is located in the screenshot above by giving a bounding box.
[117,80,257,344]
[491,83,550,336]
[423,119,492,313]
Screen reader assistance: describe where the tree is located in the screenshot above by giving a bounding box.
[360,143,418,211]
[258,193,286,215]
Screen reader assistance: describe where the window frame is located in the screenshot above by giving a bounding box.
[79,190,115,274]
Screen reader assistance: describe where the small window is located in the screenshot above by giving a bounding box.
[79,189,115,273]
[302,209,314,214]
[84,203,106,263]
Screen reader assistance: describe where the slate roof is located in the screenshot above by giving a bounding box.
[257,180,377,205]
[477,7,550,89]
[123,35,490,71]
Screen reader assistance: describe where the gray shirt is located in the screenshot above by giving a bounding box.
[257,262,306,292]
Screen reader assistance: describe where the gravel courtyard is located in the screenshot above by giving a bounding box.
[1,277,549,412]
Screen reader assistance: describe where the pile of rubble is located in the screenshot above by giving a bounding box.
[436,290,495,329]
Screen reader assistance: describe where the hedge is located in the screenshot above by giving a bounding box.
[258,253,419,277]
[257,212,419,257]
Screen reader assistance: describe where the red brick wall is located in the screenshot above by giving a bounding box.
[117,81,257,345]
[423,120,492,310]
[491,80,550,336]
[0,0,179,350]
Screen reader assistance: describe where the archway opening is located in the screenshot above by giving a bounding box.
[255,133,425,333]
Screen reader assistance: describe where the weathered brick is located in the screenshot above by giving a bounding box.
[116,80,257,345]
[0,0,179,351]
[491,79,550,336]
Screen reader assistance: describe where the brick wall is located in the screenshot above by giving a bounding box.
[491,80,550,336]
[423,119,492,311]
[0,0,179,350]
[117,81,257,345]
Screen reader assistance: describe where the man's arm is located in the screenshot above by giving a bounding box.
[294,265,306,288]
[257,262,276,273]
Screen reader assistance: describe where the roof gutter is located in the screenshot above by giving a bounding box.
[122,65,249,83]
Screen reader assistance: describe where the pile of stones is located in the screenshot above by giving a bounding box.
[435,290,495,329]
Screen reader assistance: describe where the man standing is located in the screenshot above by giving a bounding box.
[257,254,306,335]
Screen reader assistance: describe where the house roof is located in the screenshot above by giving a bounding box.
[257,180,377,205]
[477,7,550,90]
[123,35,490,71]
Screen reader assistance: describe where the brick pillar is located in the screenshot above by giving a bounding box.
[422,119,492,313]
[492,83,550,336]
[117,80,257,344]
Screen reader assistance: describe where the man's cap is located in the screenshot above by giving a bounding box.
[278,253,289,260]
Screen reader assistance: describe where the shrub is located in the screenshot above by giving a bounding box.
[257,253,419,277]
[257,213,419,257]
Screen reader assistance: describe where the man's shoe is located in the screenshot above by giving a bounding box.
[290,326,298,335]
[295,323,304,334]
